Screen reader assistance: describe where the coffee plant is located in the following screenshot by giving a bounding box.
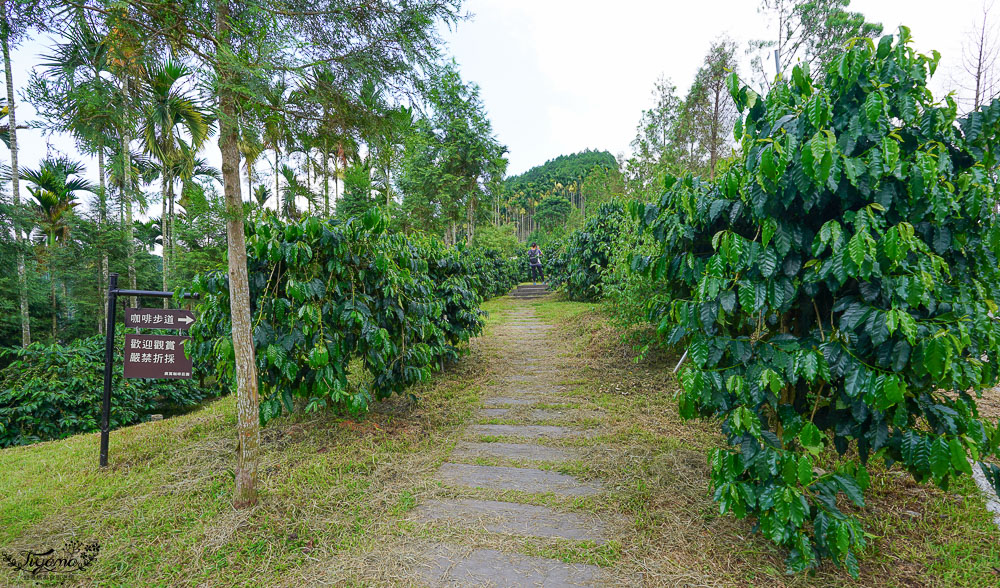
[549,201,629,301]
[462,246,521,299]
[0,330,213,447]
[188,209,506,423]
[633,29,1000,575]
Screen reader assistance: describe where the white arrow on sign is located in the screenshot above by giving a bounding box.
[178,315,194,325]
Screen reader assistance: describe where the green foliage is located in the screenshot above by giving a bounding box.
[505,150,617,198]
[534,196,573,229]
[750,0,883,89]
[633,30,1000,575]
[472,223,520,257]
[398,63,506,243]
[549,201,629,301]
[188,209,506,423]
[461,246,520,299]
[337,159,376,220]
[503,150,618,240]
[0,329,214,447]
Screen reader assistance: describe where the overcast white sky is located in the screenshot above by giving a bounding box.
[444,0,995,174]
[4,0,996,210]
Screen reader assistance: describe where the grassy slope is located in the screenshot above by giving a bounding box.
[0,297,998,587]
[0,299,504,587]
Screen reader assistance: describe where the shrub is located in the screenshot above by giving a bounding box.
[549,201,629,301]
[0,330,214,447]
[462,246,520,298]
[604,201,670,350]
[634,29,1000,575]
[472,223,520,257]
[188,209,496,422]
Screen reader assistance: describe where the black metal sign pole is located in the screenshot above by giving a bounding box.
[100,277,198,468]
[99,273,119,467]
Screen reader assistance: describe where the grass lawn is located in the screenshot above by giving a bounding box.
[1,296,998,586]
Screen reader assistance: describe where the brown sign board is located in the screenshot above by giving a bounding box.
[123,334,193,379]
[124,308,196,330]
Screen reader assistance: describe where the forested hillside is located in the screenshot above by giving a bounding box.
[499,149,622,241]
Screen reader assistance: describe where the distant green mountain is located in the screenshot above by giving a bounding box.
[500,150,620,240]
[505,150,617,197]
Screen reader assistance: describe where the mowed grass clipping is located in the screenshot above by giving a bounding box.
[0,296,998,586]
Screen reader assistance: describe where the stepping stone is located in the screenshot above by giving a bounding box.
[483,397,561,407]
[468,424,591,439]
[435,463,602,496]
[529,409,570,421]
[411,499,608,542]
[510,374,545,383]
[452,441,577,462]
[480,408,511,418]
[415,543,605,587]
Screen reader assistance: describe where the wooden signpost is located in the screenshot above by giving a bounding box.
[100,273,198,467]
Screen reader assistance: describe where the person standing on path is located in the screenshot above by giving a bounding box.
[528,242,544,284]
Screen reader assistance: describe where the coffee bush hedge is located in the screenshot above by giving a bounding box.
[632,29,1000,574]
[0,330,213,447]
[189,209,517,422]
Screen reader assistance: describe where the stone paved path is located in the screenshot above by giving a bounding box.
[407,294,616,586]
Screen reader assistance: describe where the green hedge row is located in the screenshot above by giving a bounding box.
[0,330,214,447]
[188,209,519,422]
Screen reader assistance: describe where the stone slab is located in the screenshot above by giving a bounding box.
[528,409,570,421]
[468,424,592,439]
[435,463,602,496]
[415,544,605,587]
[509,374,546,383]
[483,397,575,407]
[452,441,577,462]
[480,408,512,418]
[411,498,608,542]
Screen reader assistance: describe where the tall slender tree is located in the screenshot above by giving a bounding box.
[957,1,1000,112]
[21,156,95,339]
[140,59,210,304]
[261,79,290,216]
[27,14,120,332]
[679,38,740,178]
[1,0,49,346]
[627,75,682,193]
[749,0,882,88]
[399,63,506,245]
[71,0,462,508]
[104,9,148,306]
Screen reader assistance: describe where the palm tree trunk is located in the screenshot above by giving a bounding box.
[323,146,329,216]
[306,152,312,196]
[466,198,475,245]
[121,84,137,307]
[50,274,57,340]
[2,10,30,346]
[98,142,108,335]
[273,148,280,217]
[217,0,260,509]
[333,149,340,206]
[161,173,169,308]
[168,180,175,300]
[245,159,253,200]
[61,280,69,321]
